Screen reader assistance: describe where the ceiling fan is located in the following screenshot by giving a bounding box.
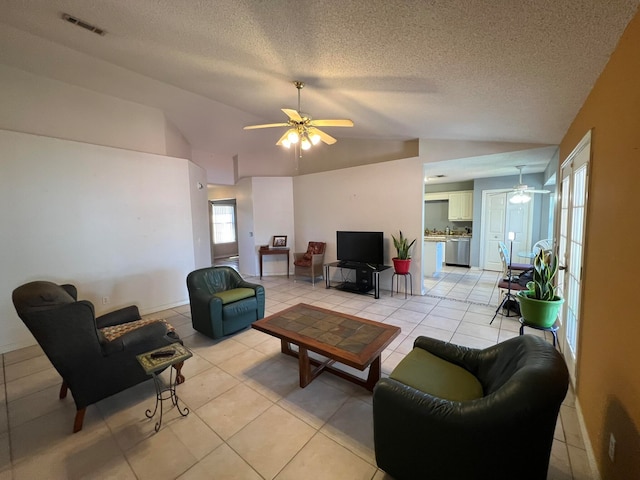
[243,81,353,151]
[505,165,551,204]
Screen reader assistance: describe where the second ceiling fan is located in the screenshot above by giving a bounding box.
[244,81,353,151]
[504,165,551,204]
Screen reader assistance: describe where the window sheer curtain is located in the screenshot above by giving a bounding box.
[212,204,236,244]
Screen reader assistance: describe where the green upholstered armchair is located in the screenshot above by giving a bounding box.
[373,335,569,480]
[186,266,265,339]
[12,281,183,433]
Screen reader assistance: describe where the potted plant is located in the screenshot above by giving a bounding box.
[516,248,564,327]
[392,231,416,274]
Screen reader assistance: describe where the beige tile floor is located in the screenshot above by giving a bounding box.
[0,265,594,479]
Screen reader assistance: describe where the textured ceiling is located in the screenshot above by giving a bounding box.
[1,0,638,179]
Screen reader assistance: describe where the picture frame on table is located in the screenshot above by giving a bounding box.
[272,235,287,248]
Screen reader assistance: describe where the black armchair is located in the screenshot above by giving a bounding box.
[12,281,183,432]
[186,266,265,339]
[373,335,569,480]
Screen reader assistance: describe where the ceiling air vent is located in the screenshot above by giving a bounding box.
[62,13,106,36]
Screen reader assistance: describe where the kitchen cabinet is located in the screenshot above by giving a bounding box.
[424,192,450,201]
[448,191,473,221]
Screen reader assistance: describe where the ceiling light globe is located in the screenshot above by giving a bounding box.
[301,138,311,150]
[310,133,321,145]
[509,193,531,204]
[281,138,291,148]
[287,130,299,143]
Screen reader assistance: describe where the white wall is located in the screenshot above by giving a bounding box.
[235,178,255,275]
[188,162,212,269]
[252,177,295,277]
[293,157,425,293]
[0,130,206,353]
[0,64,168,156]
[165,116,192,160]
[193,149,236,185]
[208,180,295,277]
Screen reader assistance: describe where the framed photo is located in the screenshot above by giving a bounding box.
[272,235,287,247]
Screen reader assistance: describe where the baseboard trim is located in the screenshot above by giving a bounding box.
[140,300,188,316]
[575,396,601,479]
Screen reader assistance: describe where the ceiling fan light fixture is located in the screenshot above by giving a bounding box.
[309,132,321,145]
[510,192,532,204]
[245,81,353,155]
[287,129,299,144]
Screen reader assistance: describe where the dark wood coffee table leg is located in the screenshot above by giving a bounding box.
[364,356,381,392]
[281,340,335,388]
[298,346,311,387]
[280,340,383,390]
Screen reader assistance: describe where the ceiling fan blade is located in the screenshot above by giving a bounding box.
[275,130,290,146]
[525,189,551,194]
[281,108,303,122]
[244,123,289,130]
[310,127,337,145]
[310,119,354,127]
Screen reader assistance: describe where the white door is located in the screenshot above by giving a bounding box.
[557,130,590,383]
[482,190,534,271]
[483,192,506,271]
[506,192,532,259]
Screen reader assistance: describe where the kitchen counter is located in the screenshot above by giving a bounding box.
[423,239,445,276]
[424,235,472,242]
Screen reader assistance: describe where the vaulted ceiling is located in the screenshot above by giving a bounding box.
[1,0,638,180]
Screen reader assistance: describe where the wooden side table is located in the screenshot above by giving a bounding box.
[259,247,290,279]
[137,343,192,432]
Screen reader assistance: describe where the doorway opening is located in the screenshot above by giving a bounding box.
[210,199,238,266]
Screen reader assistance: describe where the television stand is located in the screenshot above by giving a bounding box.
[324,262,391,299]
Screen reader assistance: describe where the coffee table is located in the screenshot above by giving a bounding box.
[252,303,400,391]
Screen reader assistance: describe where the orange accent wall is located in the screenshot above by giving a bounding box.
[559,9,640,479]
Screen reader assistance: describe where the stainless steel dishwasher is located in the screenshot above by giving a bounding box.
[445,237,471,266]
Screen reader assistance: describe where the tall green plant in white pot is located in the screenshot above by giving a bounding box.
[516,249,564,327]
[392,231,416,274]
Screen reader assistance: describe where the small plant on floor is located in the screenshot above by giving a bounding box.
[392,231,416,260]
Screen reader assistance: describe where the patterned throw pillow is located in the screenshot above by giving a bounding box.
[296,242,326,267]
[100,317,175,342]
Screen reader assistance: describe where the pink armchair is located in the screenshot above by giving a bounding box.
[294,241,326,285]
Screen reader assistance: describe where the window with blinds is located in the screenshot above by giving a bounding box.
[212,202,236,244]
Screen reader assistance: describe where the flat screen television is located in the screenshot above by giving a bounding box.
[336,231,384,266]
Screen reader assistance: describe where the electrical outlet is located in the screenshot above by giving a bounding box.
[608,433,616,462]
[102,296,109,305]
